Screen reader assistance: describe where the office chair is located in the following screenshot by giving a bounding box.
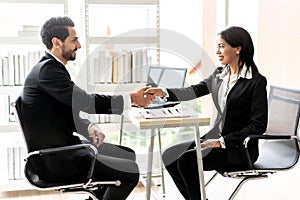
[205,85,300,200]
[13,95,121,200]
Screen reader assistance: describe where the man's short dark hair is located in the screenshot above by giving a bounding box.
[40,16,75,50]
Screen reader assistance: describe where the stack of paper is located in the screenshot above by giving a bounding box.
[139,107,190,119]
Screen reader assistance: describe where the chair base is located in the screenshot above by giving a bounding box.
[206,171,268,200]
[227,175,267,200]
[61,189,99,200]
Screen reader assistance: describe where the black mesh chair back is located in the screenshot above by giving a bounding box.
[269,85,300,102]
[267,85,300,135]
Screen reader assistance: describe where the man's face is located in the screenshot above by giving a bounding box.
[61,26,81,61]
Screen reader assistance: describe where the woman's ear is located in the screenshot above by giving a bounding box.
[236,46,242,55]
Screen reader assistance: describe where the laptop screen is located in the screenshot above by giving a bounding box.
[146,66,187,88]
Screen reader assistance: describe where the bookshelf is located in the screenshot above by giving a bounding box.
[84,0,160,92]
[0,0,68,192]
[82,1,160,136]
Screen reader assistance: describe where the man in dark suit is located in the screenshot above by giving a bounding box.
[22,16,154,200]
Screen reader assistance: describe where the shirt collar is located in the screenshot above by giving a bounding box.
[218,64,252,80]
[48,51,65,66]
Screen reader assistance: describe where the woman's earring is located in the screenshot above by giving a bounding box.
[236,51,240,55]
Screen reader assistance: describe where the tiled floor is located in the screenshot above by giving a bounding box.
[1,163,300,200]
[130,162,300,200]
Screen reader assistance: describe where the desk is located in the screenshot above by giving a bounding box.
[124,107,210,200]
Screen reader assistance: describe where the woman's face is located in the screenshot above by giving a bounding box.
[216,35,240,67]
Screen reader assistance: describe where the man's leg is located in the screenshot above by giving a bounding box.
[98,142,136,161]
[92,153,139,200]
[87,143,138,200]
[88,143,137,199]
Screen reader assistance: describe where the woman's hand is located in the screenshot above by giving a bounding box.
[131,86,155,107]
[144,87,165,98]
[201,139,221,149]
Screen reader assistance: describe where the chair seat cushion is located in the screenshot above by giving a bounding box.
[254,139,299,170]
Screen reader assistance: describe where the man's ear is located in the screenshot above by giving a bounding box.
[52,37,62,48]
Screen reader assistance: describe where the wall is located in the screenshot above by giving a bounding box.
[203,0,300,90]
[258,0,300,89]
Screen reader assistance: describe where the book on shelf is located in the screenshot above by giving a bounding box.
[0,51,42,86]
[13,54,20,86]
[18,30,39,37]
[92,49,152,85]
[0,95,10,124]
[0,94,18,124]
[18,25,40,37]
[111,51,118,84]
[7,52,15,86]
[0,58,3,86]
[8,94,18,122]
[79,111,122,124]
[7,144,26,180]
[1,57,9,86]
[123,51,132,83]
[21,25,40,32]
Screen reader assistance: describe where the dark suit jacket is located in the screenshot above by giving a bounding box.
[166,67,268,166]
[22,52,124,182]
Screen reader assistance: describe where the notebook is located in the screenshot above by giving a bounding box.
[145,66,187,109]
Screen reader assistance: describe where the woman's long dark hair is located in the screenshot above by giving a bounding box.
[218,26,258,73]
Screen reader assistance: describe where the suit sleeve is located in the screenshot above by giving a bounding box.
[166,72,215,101]
[38,62,124,115]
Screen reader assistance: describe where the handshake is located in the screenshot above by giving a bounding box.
[130,86,165,108]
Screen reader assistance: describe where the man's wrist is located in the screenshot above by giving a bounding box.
[88,123,100,133]
[123,93,131,110]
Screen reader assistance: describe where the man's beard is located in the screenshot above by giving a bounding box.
[62,45,76,61]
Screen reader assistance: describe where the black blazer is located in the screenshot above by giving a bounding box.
[22,52,125,181]
[167,67,268,166]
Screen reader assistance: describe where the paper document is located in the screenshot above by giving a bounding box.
[139,107,190,119]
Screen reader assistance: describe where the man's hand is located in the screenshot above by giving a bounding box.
[88,124,105,147]
[144,87,164,98]
[131,86,155,107]
[200,139,221,149]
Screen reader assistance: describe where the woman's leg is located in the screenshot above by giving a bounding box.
[162,141,195,199]
[177,148,227,200]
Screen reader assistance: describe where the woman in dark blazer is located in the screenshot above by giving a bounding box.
[145,26,268,200]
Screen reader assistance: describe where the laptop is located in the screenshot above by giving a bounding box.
[145,66,187,109]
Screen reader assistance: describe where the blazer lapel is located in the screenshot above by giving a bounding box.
[211,75,223,114]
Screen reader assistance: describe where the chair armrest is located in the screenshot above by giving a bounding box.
[243,134,294,148]
[25,144,98,184]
